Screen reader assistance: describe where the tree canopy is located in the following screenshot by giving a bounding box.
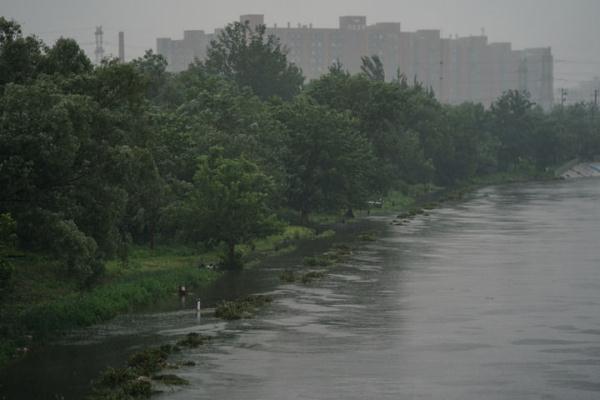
[1,16,599,282]
[203,21,304,100]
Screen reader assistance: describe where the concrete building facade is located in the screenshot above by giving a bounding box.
[157,14,554,110]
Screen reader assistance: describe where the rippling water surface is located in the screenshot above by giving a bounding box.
[2,179,600,399]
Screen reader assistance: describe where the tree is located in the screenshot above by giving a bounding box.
[306,70,441,191]
[489,90,536,171]
[131,50,180,105]
[203,21,304,100]
[275,97,376,222]
[0,17,45,88]
[41,38,92,76]
[360,55,385,82]
[179,149,281,269]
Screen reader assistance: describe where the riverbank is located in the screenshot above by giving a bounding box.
[0,225,320,370]
[0,170,554,375]
[80,171,560,399]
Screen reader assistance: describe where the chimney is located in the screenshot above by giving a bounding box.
[118,31,125,63]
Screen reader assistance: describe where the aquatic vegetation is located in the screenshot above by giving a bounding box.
[300,271,327,284]
[152,374,189,386]
[358,233,376,242]
[303,255,334,267]
[214,295,274,320]
[176,332,210,348]
[89,341,196,399]
[279,270,297,283]
[96,367,138,389]
[280,270,327,284]
[120,379,153,398]
[127,348,169,376]
[422,202,439,210]
[331,243,352,255]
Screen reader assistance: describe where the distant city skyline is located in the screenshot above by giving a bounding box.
[158,14,554,109]
[2,0,600,90]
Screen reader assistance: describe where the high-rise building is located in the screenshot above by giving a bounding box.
[156,14,555,110]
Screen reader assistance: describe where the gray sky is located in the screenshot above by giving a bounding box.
[2,0,600,88]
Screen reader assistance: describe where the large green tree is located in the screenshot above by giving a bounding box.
[489,90,536,171]
[275,97,376,221]
[203,21,304,100]
[0,17,45,88]
[178,149,281,269]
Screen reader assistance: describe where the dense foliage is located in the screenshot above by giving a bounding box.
[1,15,599,281]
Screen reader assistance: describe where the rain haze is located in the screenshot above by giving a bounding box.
[3,2,600,400]
[3,0,600,88]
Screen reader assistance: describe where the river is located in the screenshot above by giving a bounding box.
[2,179,600,399]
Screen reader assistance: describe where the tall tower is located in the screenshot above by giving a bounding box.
[94,26,104,64]
[118,31,125,63]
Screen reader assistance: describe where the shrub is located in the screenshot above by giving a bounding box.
[214,295,273,320]
[176,332,210,348]
[127,348,169,375]
[97,367,137,389]
[279,270,296,283]
[303,255,333,267]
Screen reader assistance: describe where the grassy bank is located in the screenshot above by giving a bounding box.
[0,225,317,369]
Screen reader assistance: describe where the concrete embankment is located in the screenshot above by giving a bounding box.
[559,162,600,179]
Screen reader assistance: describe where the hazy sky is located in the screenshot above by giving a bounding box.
[2,0,600,88]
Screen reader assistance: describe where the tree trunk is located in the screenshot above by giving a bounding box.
[227,242,238,270]
[300,209,310,226]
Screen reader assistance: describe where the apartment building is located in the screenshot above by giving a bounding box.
[157,14,554,110]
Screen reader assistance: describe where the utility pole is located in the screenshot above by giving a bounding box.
[118,31,125,63]
[94,26,104,64]
[561,88,568,107]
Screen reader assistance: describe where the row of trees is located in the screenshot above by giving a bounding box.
[1,18,599,285]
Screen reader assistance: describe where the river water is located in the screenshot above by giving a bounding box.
[2,179,600,399]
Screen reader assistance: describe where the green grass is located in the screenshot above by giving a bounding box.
[0,252,207,366]
[18,267,218,336]
[0,223,325,369]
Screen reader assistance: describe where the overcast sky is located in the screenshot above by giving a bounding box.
[2,0,600,88]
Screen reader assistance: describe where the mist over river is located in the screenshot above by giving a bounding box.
[2,179,600,400]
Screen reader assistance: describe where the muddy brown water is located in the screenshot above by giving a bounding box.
[2,179,600,400]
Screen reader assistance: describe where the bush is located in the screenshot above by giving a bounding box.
[303,255,333,267]
[121,379,152,398]
[50,219,103,285]
[215,295,273,320]
[176,332,210,348]
[279,270,296,283]
[127,348,169,375]
[97,367,137,389]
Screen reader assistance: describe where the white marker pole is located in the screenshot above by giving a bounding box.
[196,298,201,322]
